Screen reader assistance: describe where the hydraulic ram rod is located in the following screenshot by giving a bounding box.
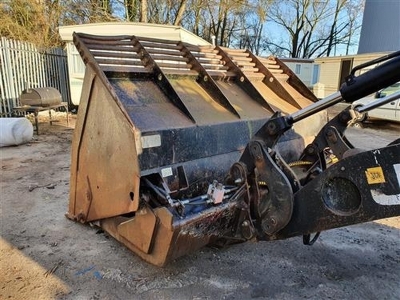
[289,91,343,124]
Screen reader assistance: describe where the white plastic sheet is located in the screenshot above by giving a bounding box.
[0,118,33,147]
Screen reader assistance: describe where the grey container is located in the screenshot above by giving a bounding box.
[20,87,62,107]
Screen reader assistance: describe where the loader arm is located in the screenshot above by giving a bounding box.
[234,50,400,243]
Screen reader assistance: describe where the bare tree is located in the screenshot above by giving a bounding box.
[174,0,187,25]
[65,0,116,24]
[1,0,363,58]
[344,0,364,55]
[265,0,363,58]
[140,0,148,22]
[183,0,206,36]
[123,0,139,21]
[235,1,270,55]
[181,0,259,47]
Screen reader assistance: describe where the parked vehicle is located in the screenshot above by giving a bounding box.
[351,82,400,123]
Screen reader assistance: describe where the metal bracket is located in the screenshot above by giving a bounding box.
[248,141,294,236]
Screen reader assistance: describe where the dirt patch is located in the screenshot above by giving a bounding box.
[1,116,399,299]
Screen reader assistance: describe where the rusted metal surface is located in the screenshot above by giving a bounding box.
[273,57,319,103]
[68,67,140,222]
[117,206,157,254]
[68,34,400,267]
[68,32,326,265]
[20,87,62,107]
[68,33,325,265]
[100,201,239,267]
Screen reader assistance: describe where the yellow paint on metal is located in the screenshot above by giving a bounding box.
[365,166,386,184]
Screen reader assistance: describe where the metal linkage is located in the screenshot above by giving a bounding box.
[236,51,400,245]
[253,50,400,149]
[276,143,400,239]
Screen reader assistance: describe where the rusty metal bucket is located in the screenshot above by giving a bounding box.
[68,33,326,266]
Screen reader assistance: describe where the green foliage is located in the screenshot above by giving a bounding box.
[0,0,48,45]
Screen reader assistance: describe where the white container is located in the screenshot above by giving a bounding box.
[0,118,33,147]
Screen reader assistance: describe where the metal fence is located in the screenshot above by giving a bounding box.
[0,37,71,117]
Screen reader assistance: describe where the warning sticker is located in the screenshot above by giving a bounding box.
[370,164,400,206]
[365,166,386,184]
[161,167,173,178]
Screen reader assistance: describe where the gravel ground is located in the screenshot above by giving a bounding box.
[1,112,399,300]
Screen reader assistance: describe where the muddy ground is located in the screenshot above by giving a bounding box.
[1,112,399,300]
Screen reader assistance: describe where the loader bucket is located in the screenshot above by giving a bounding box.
[68,33,326,266]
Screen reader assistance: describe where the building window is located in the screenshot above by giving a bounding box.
[295,64,301,74]
[312,65,320,85]
[69,43,85,77]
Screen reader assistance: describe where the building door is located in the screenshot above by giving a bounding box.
[338,59,353,89]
